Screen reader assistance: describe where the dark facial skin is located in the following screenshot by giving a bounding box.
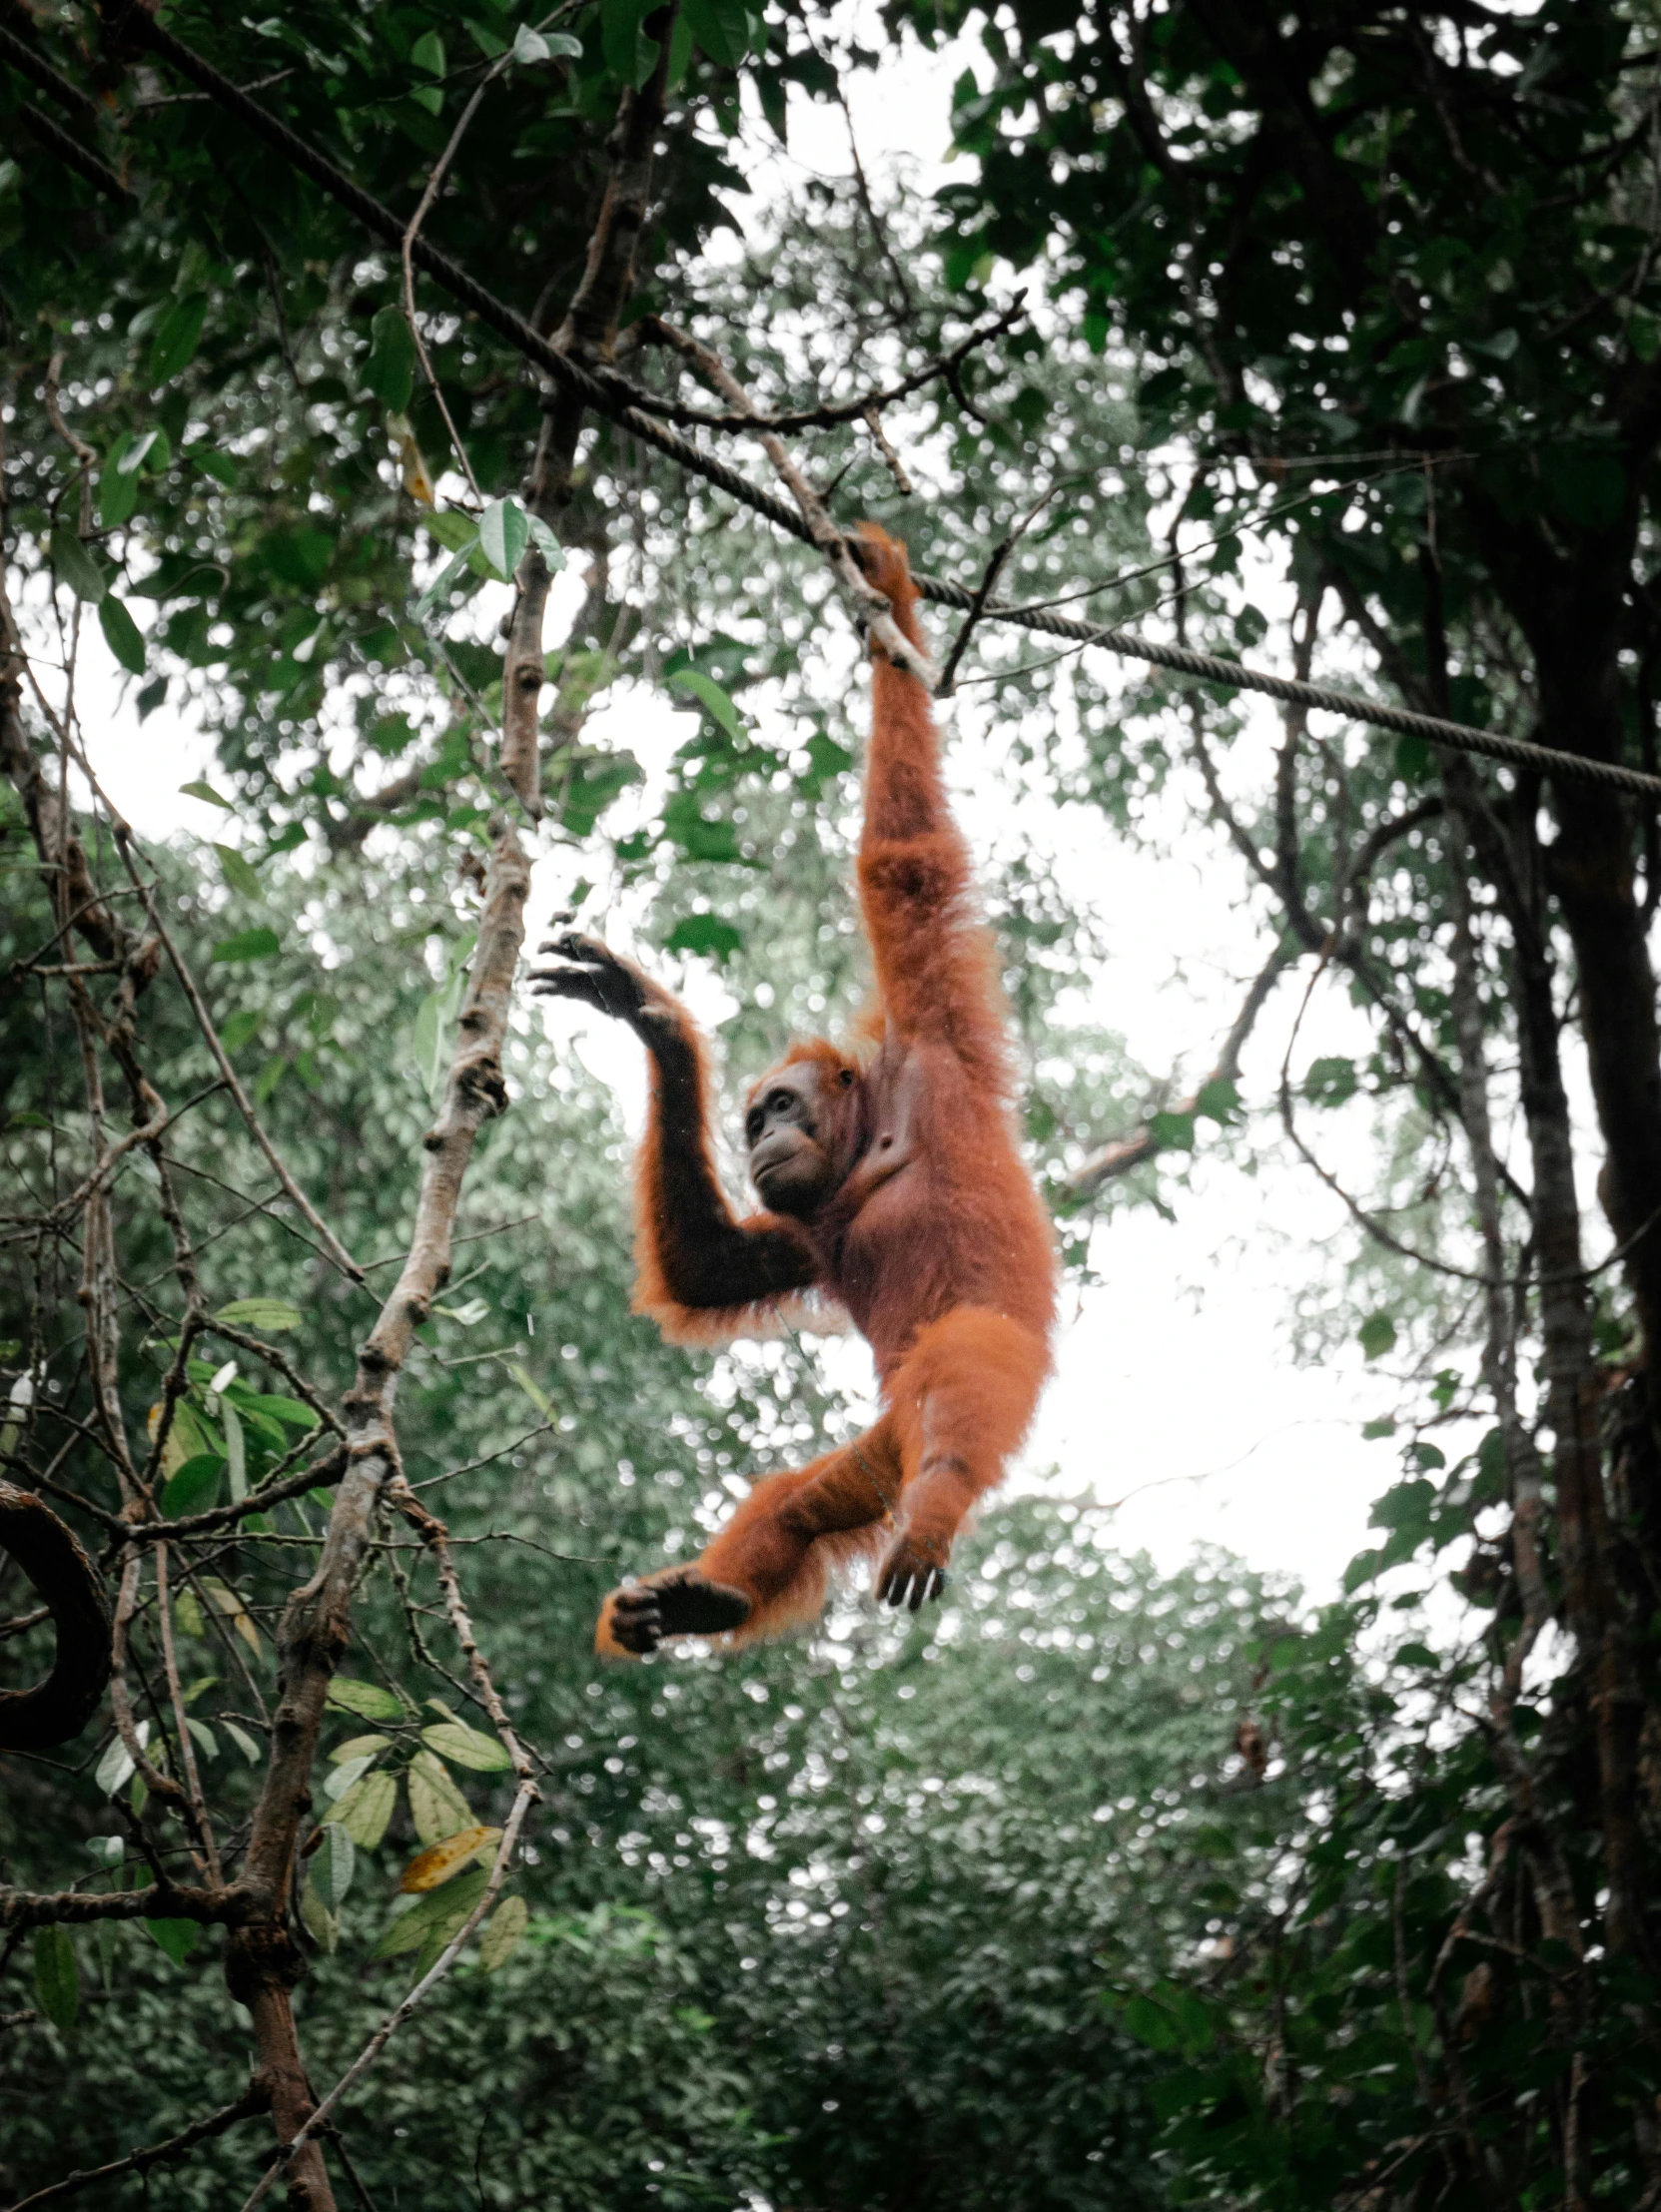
[745,1063,852,1219]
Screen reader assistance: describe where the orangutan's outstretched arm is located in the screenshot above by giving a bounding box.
[530,933,819,1331]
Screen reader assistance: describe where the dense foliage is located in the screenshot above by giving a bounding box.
[11,0,1661,2207]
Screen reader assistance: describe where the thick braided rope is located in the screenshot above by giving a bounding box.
[906,576,1661,797]
[84,8,1661,802]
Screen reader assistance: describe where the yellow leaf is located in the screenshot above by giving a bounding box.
[389,413,434,506]
[400,1824,499,1893]
[148,1401,188,1482]
[199,1577,261,1656]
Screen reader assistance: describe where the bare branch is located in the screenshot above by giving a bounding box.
[0,1876,254,1933]
[1068,949,1291,1197]
[400,60,507,503]
[640,318,933,683]
[620,298,1027,432]
[1,2088,267,2211]
[101,816,364,1285]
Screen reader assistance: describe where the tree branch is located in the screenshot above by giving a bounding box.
[1068,949,1290,1197]
[2,2093,267,2211]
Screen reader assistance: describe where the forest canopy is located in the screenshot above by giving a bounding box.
[6,2,1661,2208]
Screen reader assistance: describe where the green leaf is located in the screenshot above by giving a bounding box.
[211,928,282,965]
[223,1720,262,1765]
[408,1749,474,1843]
[412,28,445,72]
[148,293,209,386]
[332,1769,399,1849]
[373,1864,489,1958]
[100,438,142,529]
[512,23,550,60]
[264,529,334,591]
[48,524,106,605]
[33,1926,79,2033]
[507,1362,553,1421]
[95,1733,137,1796]
[180,779,235,811]
[326,1753,378,1802]
[330,1733,392,1764]
[215,844,262,898]
[160,1452,224,1517]
[299,1878,339,1953]
[1304,1056,1358,1107]
[1148,1109,1196,1152]
[668,666,743,737]
[326,1675,403,1721]
[412,538,479,621]
[601,0,659,85]
[1194,1077,1240,1124]
[219,1009,262,1055]
[192,446,239,487]
[315,1822,357,1908]
[240,1391,318,1428]
[1358,1313,1397,1361]
[525,514,564,567]
[98,595,147,674]
[683,0,752,68]
[802,733,853,783]
[120,426,171,476]
[423,507,479,553]
[145,1918,201,1965]
[1118,1990,1181,2051]
[364,306,417,413]
[214,1298,303,1333]
[665,914,742,961]
[1370,1477,1434,1533]
[420,1720,512,1773]
[478,496,530,580]
[479,1893,528,1970]
[1343,1547,1386,1594]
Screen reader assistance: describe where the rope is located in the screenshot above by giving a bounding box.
[906,582,1661,798]
[33,8,1661,802]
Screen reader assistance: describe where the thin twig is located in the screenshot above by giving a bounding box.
[154,1541,223,1883]
[97,815,364,1283]
[400,63,509,503]
[1069,949,1290,1196]
[1,2088,267,2210]
[639,318,934,684]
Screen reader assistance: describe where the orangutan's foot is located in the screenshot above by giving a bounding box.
[602,1569,752,1656]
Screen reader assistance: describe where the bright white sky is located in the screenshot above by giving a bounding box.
[72,6,1438,1607]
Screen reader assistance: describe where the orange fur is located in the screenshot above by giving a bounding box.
[598,525,1058,1656]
